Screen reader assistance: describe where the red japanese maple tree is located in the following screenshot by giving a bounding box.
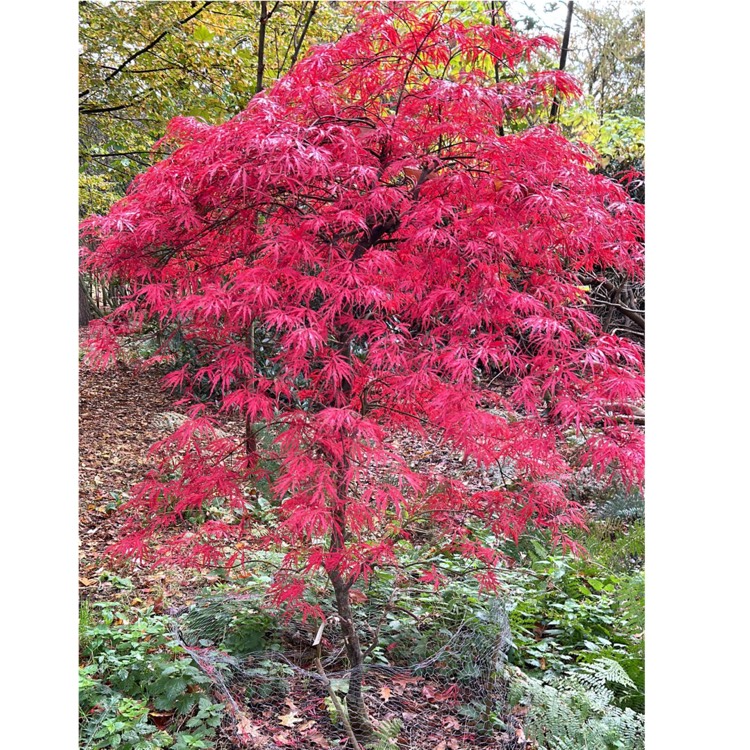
[81,2,644,737]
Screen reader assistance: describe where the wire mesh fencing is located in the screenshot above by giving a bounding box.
[170,586,525,749]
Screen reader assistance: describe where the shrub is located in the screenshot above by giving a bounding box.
[79,604,224,750]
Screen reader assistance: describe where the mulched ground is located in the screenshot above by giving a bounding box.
[79,334,210,607]
[208,669,527,749]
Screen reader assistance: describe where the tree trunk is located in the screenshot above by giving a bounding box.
[327,468,373,743]
[289,1,318,69]
[79,275,100,327]
[549,1,574,123]
[256,1,268,94]
[327,566,373,742]
[324,325,372,740]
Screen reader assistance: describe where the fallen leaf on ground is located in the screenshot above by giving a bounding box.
[392,674,422,694]
[392,675,422,687]
[148,711,173,730]
[422,683,436,700]
[236,713,263,745]
[434,684,459,702]
[279,710,303,727]
[272,730,295,745]
[349,588,368,604]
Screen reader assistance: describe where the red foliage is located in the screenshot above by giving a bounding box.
[81,2,644,604]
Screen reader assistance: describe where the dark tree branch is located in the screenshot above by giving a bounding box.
[116,66,182,74]
[79,1,213,100]
[490,0,505,137]
[592,276,645,330]
[80,101,143,115]
[81,150,168,158]
[255,1,281,93]
[549,1,574,124]
[256,1,269,93]
[350,167,432,262]
[598,299,645,329]
[289,1,318,69]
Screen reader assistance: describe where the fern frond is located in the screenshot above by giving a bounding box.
[368,717,402,750]
[508,660,645,750]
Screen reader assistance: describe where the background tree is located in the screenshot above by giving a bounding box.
[82,2,644,739]
[568,0,644,119]
[506,0,643,120]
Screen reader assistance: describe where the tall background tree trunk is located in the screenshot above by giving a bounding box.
[79,275,100,327]
[549,1,574,124]
[289,1,318,69]
[256,1,269,93]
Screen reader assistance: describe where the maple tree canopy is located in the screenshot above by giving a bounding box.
[81,2,644,609]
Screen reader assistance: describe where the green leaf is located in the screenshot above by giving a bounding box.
[192,25,214,43]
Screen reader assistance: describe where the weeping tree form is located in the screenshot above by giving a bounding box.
[82,1,644,740]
